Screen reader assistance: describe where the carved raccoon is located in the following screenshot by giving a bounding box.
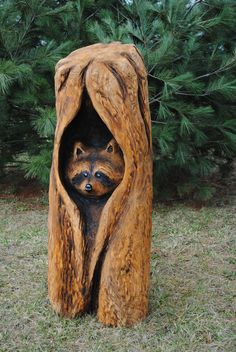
[66,139,124,198]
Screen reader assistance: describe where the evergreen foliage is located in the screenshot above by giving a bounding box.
[0,0,123,183]
[0,0,235,199]
[88,0,236,200]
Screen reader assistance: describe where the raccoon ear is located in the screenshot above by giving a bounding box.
[106,138,119,153]
[74,142,86,158]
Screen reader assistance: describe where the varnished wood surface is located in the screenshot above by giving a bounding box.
[48,42,153,326]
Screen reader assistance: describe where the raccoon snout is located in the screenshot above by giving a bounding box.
[85,183,92,192]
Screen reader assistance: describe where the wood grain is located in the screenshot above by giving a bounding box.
[48,42,153,326]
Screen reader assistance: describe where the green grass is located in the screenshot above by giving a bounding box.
[0,196,235,352]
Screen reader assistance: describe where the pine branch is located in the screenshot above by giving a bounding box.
[184,0,203,19]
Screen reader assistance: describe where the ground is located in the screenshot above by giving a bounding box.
[0,181,235,351]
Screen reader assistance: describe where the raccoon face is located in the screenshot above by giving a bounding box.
[66,138,124,198]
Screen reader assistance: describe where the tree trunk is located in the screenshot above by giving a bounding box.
[48,42,153,327]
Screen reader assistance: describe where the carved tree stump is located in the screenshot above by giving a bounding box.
[48,42,153,327]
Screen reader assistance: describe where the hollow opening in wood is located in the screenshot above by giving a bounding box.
[58,91,124,310]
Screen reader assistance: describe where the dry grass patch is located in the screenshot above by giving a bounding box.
[0,196,235,352]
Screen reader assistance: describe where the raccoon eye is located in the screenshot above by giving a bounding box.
[95,172,101,178]
[83,172,89,177]
[107,145,113,153]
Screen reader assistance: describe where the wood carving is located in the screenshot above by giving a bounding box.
[48,42,153,327]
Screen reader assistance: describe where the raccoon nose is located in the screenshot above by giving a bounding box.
[85,183,92,192]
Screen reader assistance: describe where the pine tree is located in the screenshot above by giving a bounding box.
[0,0,71,180]
[88,0,236,200]
[1,0,235,200]
[0,0,122,184]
